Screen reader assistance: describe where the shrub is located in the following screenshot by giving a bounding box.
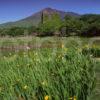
[7,27,25,36]
[82,47,100,57]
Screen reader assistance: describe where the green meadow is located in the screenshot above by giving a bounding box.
[0,36,100,100]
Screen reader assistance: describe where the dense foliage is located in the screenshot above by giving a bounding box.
[0,14,100,37]
[37,14,63,36]
[80,14,100,37]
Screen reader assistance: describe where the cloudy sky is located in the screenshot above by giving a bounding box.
[0,0,100,24]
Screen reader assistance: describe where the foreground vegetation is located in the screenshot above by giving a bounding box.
[0,47,96,100]
[0,36,99,100]
[91,61,100,100]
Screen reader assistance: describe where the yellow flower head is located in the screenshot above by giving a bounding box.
[77,48,82,52]
[69,96,77,100]
[23,85,28,90]
[62,56,64,60]
[69,97,73,100]
[42,80,48,86]
[92,44,98,48]
[44,95,50,100]
[61,44,64,49]
[74,96,77,100]
[84,44,89,48]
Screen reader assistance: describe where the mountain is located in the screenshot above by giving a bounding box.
[0,8,80,28]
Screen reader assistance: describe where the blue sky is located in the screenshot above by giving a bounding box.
[0,0,100,24]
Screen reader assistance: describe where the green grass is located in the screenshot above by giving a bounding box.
[0,47,97,100]
[0,36,99,46]
[0,36,100,100]
[90,61,100,100]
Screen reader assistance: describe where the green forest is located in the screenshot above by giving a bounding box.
[0,14,100,37]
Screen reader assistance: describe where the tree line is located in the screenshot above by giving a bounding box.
[0,14,100,37]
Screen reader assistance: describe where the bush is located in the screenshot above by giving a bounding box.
[7,27,25,36]
[62,16,87,36]
[82,47,100,57]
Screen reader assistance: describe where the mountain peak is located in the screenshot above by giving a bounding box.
[42,7,56,14]
[0,8,80,28]
[42,7,54,11]
[43,7,53,10]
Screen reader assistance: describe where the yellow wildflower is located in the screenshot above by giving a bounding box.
[90,54,93,57]
[23,85,28,90]
[74,96,77,100]
[62,56,64,60]
[58,55,61,58]
[84,44,89,48]
[69,97,73,100]
[42,80,48,86]
[92,44,98,48]
[61,44,64,49]
[77,48,82,52]
[44,95,50,100]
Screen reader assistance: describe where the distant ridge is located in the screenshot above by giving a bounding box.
[0,7,80,28]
